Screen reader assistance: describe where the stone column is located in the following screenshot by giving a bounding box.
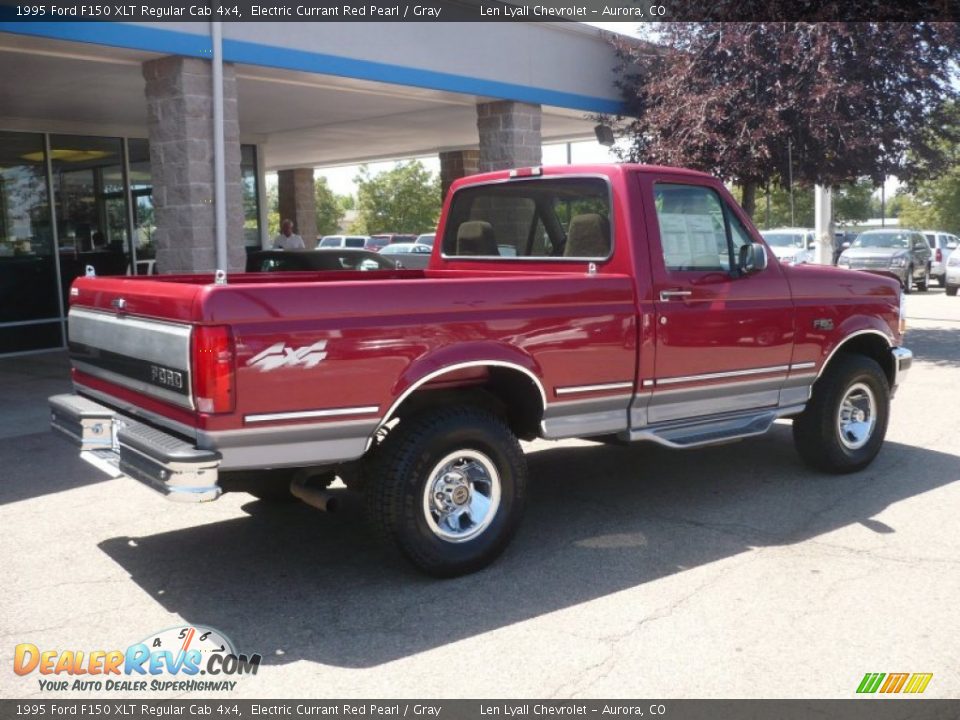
[277,168,316,244]
[143,56,245,274]
[476,101,542,173]
[439,149,480,200]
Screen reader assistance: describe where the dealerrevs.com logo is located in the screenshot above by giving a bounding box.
[13,625,261,692]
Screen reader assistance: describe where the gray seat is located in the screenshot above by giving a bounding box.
[456,220,499,256]
[564,213,610,258]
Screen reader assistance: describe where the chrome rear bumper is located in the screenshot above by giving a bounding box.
[49,393,221,502]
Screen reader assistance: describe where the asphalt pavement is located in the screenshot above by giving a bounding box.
[1,290,958,699]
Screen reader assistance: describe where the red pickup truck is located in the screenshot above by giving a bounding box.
[50,164,912,576]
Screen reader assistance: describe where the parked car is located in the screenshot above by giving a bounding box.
[946,248,960,296]
[50,163,911,577]
[371,233,418,246]
[378,242,433,269]
[760,228,816,265]
[836,229,933,293]
[363,236,391,252]
[922,230,959,288]
[316,234,371,250]
[246,249,397,273]
[415,233,435,248]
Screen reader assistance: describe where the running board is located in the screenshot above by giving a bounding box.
[620,405,805,449]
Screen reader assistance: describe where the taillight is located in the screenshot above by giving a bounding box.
[192,325,235,414]
[936,248,942,263]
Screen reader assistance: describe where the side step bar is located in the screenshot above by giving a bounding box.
[620,405,805,449]
[50,393,222,503]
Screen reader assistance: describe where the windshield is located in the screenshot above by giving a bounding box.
[381,244,414,254]
[417,234,435,247]
[318,237,341,247]
[762,232,805,248]
[853,232,910,249]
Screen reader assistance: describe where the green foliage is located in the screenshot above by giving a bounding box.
[834,179,875,226]
[733,183,814,229]
[353,161,441,234]
[898,179,960,233]
[735,179,876,229]
[314,176,344,236]
[266,182,279,238]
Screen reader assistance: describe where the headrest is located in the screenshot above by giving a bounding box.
[456,221,498,256]
[564,214,610,258]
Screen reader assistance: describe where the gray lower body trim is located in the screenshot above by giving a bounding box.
[631,374,813,427]
[540,394,631,440]
[200,419,379,470]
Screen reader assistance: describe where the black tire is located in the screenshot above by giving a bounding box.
[902,267,913,294]
[793,354,890,474]
[917,265,929,292]
[947,285,958,297]
[364,406,527,577]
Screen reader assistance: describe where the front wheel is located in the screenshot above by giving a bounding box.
[916,265,930,292]
[947,285,958,297]
[364,406,527,577]
[793,354,890,473]
[902,267,913,294]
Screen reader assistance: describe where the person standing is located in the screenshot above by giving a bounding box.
[273,219,306,250]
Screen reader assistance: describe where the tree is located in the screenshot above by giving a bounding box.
[314,176,344,236]
[353,161,440,234]
[609,23,960,216]
[833,179,875,226]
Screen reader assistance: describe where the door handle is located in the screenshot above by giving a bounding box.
[659,289,693,301]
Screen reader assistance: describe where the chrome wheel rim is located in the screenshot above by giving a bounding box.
[837,382,877,451]
[422,449,501,543]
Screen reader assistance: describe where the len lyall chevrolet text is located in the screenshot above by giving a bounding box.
[49,164,912,576]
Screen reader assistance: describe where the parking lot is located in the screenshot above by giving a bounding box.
[1,289,958,699]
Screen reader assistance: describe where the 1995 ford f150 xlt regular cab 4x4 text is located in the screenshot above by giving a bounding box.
[49,164,912,576]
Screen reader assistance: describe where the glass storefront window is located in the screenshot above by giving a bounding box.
[241,145,261,249]
[127,138,155,274]
[0,131,61,353]
[0,132,261,355]
[49,135,129,306]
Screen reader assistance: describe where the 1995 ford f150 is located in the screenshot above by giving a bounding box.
[49,164,912,576]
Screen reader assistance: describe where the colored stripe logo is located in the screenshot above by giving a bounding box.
[857,672,933,694]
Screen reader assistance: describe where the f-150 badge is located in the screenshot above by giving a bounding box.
[247,341,328,371]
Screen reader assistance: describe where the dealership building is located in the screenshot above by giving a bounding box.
[0,19,624,355]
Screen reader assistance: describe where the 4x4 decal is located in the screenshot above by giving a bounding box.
[247,341,328,372]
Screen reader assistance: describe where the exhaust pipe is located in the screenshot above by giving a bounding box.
[290,479,341,512]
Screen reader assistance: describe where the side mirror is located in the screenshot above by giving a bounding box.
[738,243,768,274]
[842,241,851,250]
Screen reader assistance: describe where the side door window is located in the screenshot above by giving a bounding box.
[653,183,746,272]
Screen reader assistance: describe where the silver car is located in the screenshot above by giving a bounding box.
[922,230,959,288]
[837,229,933,293]
[761,228,816,266]
[946,249,960,296]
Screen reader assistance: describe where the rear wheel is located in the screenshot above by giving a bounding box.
[793,354,890,474]
[947,285,959,297]
[364,406,527,577]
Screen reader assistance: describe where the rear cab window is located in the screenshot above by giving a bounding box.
[441,177,612,260]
